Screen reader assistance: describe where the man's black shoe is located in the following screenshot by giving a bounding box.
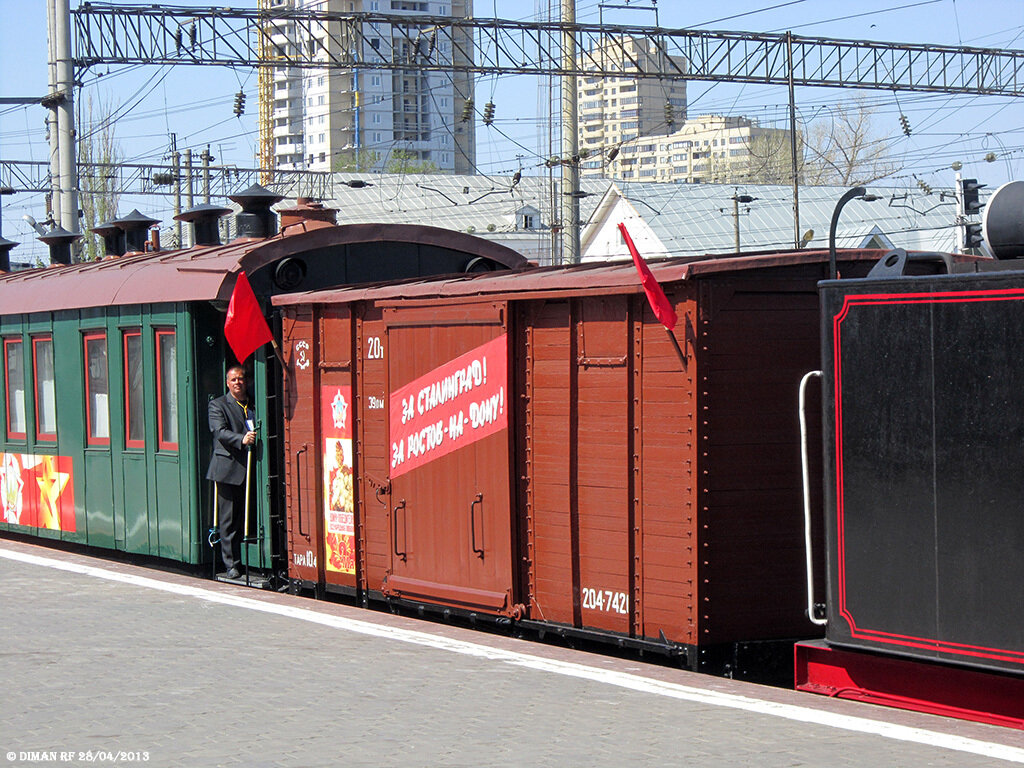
[225,567,241,579]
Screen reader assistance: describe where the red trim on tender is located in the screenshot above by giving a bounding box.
[795,641,1024,729]
[831,288,1024,666]
[123,330,143,450]
[32,336,56,442]
[83,332,110,447]
[4,337,26,441]
[154,329,177,452]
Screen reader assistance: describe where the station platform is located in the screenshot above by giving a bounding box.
[2,538,1024,768]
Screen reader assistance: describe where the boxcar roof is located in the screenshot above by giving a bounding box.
[0,222,528,315]
[272,248,897,307]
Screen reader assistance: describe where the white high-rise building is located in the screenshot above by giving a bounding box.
[268,0,475,174]
[577,36,688,171]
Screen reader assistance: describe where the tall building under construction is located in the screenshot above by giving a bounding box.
[266,0,475,173]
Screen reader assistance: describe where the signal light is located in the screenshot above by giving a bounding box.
[483,101,495,126]
[964,221,983,249]
[960,177,985,215]
[233,91,246,117]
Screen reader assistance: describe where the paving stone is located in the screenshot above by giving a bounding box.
[1,541,1022,768]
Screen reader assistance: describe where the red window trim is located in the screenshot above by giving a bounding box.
[123,330,144,450]
[32,335,56,442]
[83,332,110,447]
[3,337,26,441]
[155,328,178,452]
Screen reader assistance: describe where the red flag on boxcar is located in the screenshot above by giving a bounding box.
[618,222,677,331]
[224,270,273,363]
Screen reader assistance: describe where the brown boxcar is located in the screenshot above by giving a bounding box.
[274,249,887,671]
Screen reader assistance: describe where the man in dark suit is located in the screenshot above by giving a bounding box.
[207,365,257,579]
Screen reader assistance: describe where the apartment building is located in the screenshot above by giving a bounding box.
[268,0,474,173]
[577,36,688,167]
[583,114,793,185]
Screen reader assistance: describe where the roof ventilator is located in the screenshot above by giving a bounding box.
[114,209,161,255]
[174,203,233,246]
[38,226,82,266]
[229,184,285,240]
[90,219,125,258]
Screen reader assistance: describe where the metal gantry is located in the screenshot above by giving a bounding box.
[71,6,1024,97]
[1,159,335,200]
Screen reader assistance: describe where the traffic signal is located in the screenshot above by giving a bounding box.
[960,178,985,214]
[964,222,984,249]
[233,91,246,117]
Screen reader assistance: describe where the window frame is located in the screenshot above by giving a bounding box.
[155,328,178,452]
[122,329,144,450]
[3,337,26,441]
[32,335,57,442]
[83,331,110,447]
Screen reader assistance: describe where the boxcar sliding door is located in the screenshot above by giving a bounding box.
[383,301,518,616]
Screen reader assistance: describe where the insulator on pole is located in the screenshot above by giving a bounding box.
[483,101,495,125]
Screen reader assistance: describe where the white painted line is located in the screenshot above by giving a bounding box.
[3,545,1023,764]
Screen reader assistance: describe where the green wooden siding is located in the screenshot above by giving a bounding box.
[0,301,272,567]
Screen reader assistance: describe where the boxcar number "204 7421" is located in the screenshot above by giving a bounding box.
[581,587,629,614]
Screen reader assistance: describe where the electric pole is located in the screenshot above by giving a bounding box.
[560,0,581,265]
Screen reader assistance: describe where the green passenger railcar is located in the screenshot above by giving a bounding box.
[0,302,262,566]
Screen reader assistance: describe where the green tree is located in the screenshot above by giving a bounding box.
[332,148,380,172]
[384,149,438,174]
[77,94,123,262]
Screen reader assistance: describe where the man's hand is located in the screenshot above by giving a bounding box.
[242,430,257,447]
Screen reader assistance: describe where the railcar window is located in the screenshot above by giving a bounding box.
[155,329,177,451]
[33,337,56,440]
[123,331,144,449]
[84,333,109,445]
[3,338,26,440]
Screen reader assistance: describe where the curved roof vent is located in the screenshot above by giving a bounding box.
[0,235,17,272]
[38,226,82,266]
[114,209,160,254]
[174,203,232,246]
[228,184,285,240]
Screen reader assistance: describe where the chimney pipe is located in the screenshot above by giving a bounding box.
[279,197,338,229]
[38,226,82,266]
[173,203,232,246]
[228,184,285,240]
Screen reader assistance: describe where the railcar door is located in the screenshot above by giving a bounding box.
[317,306,358,591]
[281,307,320,586]
[383,301,517,616]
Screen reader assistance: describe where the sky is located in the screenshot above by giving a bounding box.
[1,0,1022,264]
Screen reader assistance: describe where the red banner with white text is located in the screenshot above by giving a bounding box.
[389,334,508,478]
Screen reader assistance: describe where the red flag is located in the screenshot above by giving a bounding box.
[224,270,273,363]
[618,222,677,331]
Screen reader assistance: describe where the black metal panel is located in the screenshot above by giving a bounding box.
[821,271,1024,676]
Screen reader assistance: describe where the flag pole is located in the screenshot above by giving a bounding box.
[665,328,687,368]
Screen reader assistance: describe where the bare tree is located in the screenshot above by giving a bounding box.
[77,94,123,262]
[802,97,897,186]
